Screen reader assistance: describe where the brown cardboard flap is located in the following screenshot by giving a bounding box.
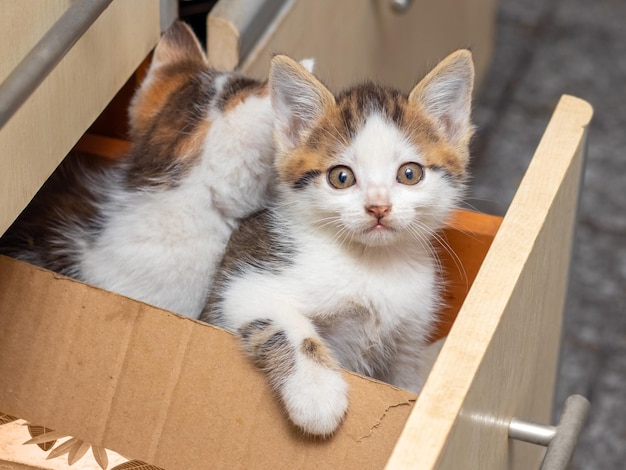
[0,256,416,469]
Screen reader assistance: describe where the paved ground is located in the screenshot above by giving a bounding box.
[470,0,626,467]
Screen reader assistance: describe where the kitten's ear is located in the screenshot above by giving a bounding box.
[409,50,474,148]
[269,55,335,153]
[151,21,208,70]
[129,22,207,138]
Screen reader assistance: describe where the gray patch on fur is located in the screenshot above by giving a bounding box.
[238,319,296,386]
[200,209,296,325]
[314,301,397,382]
[0,153,114,277]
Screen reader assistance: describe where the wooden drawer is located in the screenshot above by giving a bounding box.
[0,0,161,236]
[208,0,498,93]
[387,95,593,468]
[0,94,592,469]
[205,4,593,465]
[0,3,593,468]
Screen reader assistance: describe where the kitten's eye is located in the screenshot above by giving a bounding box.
[328,166,356,189]
[396,162,424,185]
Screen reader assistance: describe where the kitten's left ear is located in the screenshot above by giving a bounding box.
[269,55,335,154]
[409,50,474,149]
[151,21,208,70]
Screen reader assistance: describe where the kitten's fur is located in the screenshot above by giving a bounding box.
[201,51,475,435]
[0,22,278,319]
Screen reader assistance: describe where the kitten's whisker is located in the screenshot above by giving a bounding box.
[458,198,501,214]
[407,224,442,273]
[429,229,468,289]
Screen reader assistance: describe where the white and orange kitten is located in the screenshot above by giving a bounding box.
[201,51,475,435]
[0,22,288,318]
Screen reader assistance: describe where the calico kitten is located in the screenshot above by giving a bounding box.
[200,51,475,436]
[0,22,278,319]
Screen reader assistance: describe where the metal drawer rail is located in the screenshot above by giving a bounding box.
[0,0,113,131]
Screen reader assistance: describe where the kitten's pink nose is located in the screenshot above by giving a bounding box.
[366,205,391,219]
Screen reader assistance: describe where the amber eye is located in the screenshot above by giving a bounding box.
[396,162,424,185]
[328,165,356,189]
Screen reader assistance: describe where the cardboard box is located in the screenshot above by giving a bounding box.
[0,18,502,463]
[0,159,500,469]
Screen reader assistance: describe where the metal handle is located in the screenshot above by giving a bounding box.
[390,0,413,14]
[0,0,113,131]
[508,394,590,470]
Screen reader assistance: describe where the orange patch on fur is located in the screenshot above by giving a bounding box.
[175,118,212,161]
[129,73,189,137]
[301,338,336,368]
[276,147,329,187]
[400,105,468,178]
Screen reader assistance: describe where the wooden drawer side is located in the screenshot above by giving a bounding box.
[0,0,160,236]
[386,95,593,469]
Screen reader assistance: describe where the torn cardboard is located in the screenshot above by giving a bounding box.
[0,256,416,469]
[0,210,500,469]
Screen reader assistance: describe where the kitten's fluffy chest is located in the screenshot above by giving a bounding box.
[289,224,437,330]
[286,230,438,375]
[300,239,434,310]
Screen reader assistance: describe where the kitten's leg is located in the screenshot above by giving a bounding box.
[387,356,426,393]
[386,334,431,393]
[237,316,348,436]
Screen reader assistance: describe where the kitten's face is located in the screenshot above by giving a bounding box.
[269,52,474,248]
[309,113,461,247]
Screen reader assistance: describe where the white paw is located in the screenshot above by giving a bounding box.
[281,363,349,436]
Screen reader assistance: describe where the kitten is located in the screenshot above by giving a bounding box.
[0,22,278,319]
[200,51,475,436]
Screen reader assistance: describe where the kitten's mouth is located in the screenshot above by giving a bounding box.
[370,221,393,232]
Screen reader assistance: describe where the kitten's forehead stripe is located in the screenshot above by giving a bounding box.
[337,83,405,128]
[340,102,358,138]
[280,80,468,185]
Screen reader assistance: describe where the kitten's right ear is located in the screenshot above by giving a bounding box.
[269,55,335,153]
[409,49,474,152]
[151,21,208,70]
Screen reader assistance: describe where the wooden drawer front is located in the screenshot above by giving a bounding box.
[0,0,161,235]
[208,0,497,93]
[386,95,593,469]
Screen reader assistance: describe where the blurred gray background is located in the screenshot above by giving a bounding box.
[469,0,626,468]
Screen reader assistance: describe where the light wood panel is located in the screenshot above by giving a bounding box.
[208,0,497,93]
[0,0,161,235]
[435,211,502,342]
[385,95,593,469]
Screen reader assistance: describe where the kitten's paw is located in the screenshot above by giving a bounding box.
[281,364,349,436]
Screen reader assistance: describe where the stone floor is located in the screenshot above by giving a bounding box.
[470,0,626,467]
